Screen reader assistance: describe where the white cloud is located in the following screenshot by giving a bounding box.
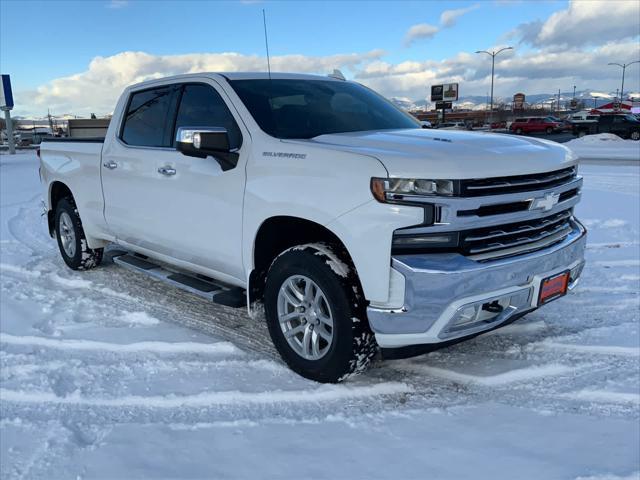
[440,4,479,28]
[404,24,440,46]
[512,0,639,47]
[106,0,128,9]
[355,41,640,102]
[405,4,479,46]
[17,50,385,116]
[14,39,640,116]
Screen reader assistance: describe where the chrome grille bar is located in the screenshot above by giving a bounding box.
[466,223,573,255]
[460,208,575,260]
[468,225,575,261]
[461,167,576,196]
[464,211,572,242]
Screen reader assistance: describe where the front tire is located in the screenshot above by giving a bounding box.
[515,128,523,135]
[55,197,103,270]
[264,244,377,383]
[630,131,640,141]
[545,127,553,134]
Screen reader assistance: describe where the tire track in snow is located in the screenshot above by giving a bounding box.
[0,382,413,408]
[0,333,240,355]
[1,256,277,358]
[593,259,640,268]
[531,341,640,357]
[390,362,578,387]
[560,389,640,406]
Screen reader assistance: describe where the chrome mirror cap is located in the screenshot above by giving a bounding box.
[175,127,228,146]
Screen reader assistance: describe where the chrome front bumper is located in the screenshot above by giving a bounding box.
[369,220,587,348]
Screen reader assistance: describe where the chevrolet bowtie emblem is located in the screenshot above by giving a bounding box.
[530,192,560,211]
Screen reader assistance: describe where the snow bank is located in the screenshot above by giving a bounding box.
[565,134,640,161]
[570,133,628,144]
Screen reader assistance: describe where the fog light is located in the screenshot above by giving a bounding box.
[454,305,479,326]
[569,262,584,284]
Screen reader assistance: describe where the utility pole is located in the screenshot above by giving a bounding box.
[0,74,15,154]
[2,109,15,154]
[475,46,513,125]
[48,109,55,134]
[608,61,639,101]
[573,85,576,99]
[557,89,561,115]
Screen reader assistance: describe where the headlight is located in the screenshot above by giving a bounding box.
[371,177,455,203]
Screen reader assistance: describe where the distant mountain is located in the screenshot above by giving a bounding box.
[391,89,628,111]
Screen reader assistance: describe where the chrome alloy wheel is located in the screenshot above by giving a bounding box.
[277,274,334,360]
[59,212,76,257]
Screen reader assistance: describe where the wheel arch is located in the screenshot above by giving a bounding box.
[47,181,74,237]
[248,215,363,307]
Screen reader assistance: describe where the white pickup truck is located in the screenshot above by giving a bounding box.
[40,72,586,382]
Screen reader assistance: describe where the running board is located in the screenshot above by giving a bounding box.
[112,253,246,308]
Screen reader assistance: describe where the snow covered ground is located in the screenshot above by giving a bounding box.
[1,151,639,480]
[565,134,640,162]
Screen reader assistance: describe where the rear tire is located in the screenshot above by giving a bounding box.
[577,130,587,138]
[55,197,103,270]
[515,128,523,135]
[264,244,377,383]
[630,131,640,141]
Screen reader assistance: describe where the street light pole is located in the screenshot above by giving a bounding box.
[608,61,639,101]
[476,46,513,126]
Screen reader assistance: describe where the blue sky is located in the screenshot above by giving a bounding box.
[1,0,561,89]
[1,0,638,116]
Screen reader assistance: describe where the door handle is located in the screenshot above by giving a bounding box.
[158,166,176,176]
[103,161,118,170]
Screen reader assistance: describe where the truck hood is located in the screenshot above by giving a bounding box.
[304,129,576,178]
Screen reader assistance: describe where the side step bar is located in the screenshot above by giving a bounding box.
[113,253,246,308]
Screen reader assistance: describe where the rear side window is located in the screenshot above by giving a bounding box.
[174,84,242,149]
[121,86,179,147]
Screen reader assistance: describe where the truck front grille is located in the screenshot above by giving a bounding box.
[460,167,576,197]
[460,209,574,260]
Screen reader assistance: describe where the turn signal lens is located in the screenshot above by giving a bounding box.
[391,232,459,253]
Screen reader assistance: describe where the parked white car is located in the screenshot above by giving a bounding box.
[40,72,586,382]
[566,111,599,123]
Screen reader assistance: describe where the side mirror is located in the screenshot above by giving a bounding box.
[176,127,238,171]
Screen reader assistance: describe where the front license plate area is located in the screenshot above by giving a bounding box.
[538,270,570,305]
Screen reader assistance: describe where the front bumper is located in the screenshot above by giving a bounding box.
[369,219,587,348]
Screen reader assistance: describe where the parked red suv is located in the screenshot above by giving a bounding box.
[509,117,560,135]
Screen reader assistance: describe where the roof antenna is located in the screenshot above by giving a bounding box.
[262,8,278,138]
[262,9,272,80]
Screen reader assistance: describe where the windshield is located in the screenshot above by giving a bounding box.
[229,79,420,139]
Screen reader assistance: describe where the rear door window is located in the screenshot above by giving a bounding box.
[121,85,179,147]
[173,84,243,150]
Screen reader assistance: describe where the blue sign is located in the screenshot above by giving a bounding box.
[1,75,14,109]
